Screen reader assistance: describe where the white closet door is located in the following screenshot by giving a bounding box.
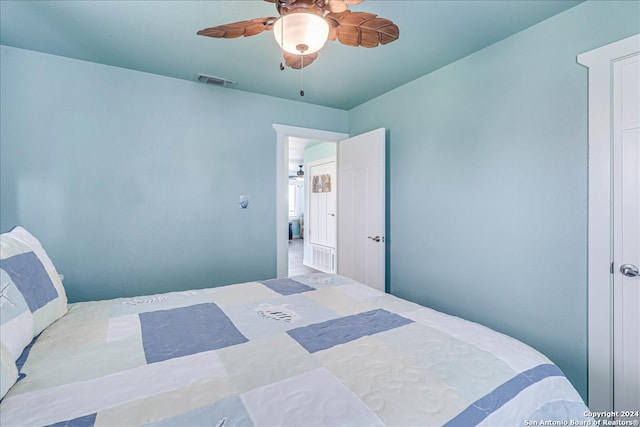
[612,52,640,418]
[578,34,640,412]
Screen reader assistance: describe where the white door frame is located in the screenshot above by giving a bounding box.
[273,124,348,278]
[577,33,640,412]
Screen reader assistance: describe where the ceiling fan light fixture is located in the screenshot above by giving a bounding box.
[273,12,329,55]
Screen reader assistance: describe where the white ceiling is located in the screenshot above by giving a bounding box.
[0,0,583,111]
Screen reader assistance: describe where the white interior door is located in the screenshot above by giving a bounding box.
[612,52,640,417]
[578,34,640,412]
[308,161,336,247]
[337,128,385,291]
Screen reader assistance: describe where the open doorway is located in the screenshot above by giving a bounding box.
[287,136,321,276]
[287,137,339,276]
[275,125,387,290]
[273,124,348,278]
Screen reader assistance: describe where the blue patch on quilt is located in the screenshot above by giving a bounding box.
[47,413,97,427]
[443,364,565,426]
[259,278,315,296]
[13,335,38,388]
[140,303,248,364]
[16,334,39,372]
[1,251,58,312]
[287,308,413,353]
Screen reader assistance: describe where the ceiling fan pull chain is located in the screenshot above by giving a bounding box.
[300,53,305,96]
[279,15,285,71]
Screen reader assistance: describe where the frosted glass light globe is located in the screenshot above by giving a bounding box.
[273,13,330,55]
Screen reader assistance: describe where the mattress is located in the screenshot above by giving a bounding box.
[0,273,591,426]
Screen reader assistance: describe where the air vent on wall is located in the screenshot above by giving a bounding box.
[195,73,237,88]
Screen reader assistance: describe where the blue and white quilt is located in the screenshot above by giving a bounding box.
[0,274,590,426]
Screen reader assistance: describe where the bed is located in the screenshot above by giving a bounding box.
[1,227,591,426]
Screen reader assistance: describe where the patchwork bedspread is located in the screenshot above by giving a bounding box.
[0,274,590,426]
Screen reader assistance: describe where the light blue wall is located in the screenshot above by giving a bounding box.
[0,45,348,302]
[348,1,639,401]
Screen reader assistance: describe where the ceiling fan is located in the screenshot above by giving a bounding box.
[197,0,399,95]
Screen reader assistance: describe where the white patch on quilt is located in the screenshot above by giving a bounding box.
[336,283,383,300]
[255,303,301,323]
[240,367,384,427]
[404,307,549,373]
[121,296,168,305]
[0,349,228,427]
[107,314,141,342]
[0,310,33,359]
[477,376,586,427]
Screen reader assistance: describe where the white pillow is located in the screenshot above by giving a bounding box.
[0,226,68,398]
[0,226,68,336]
[0,268,33,360]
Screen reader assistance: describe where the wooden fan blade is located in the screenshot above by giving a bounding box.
[282,51,318,69]
[197,17,277,39]
[326,13,340,41]
[326,10,399,47]
[327,22,339,41]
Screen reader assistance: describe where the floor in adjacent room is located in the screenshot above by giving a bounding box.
[288,238,321,276]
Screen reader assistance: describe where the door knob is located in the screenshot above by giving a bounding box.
[368,236,381,242]
[620,264,639,277]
